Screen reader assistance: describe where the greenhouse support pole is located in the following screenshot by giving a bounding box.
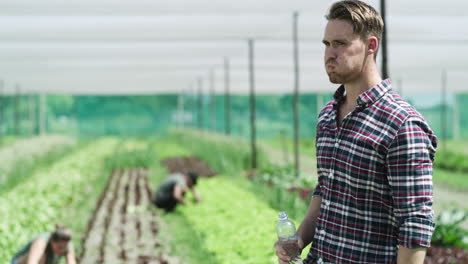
[39,93,46,135]
[380,0,389,79]
[248,39,257,170]
[29,92,35,135]
[0,80,3,135]
[14,84,20,136]
[441,70,447,151]
[177,92,184,128]
[35,94,40,135]
[209,69,216,132]
[281,129,289,165]
[292,11,300,177]
[224,57,231,135]
[192,84,197,128]
[197,77,203,131]
[453,92,460,140]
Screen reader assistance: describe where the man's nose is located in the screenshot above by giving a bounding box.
[325,47,336,62]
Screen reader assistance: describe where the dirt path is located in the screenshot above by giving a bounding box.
[79,169,179,264]
[261,145,468,229]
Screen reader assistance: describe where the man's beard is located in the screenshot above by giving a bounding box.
[327,68,360,84]
[327,72,346,84]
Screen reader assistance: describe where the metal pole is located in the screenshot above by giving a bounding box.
[0,80,3,136]
[441,70,447,151]
[29,92,35,135]
[380,0,389,79]
[39,93,46,135]
[453,92,460,140]
[177,92,184,128]
[209,69,216,132]
[197,77,203,130]
[181,90,185,128]
[14,84,20,136]
[292,11,300,177]
[248,39,257,170]
[224,57,231,135]
[192,84,196,128]
[280,129,289,165]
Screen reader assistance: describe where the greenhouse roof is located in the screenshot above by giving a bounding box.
[0,0,467,95]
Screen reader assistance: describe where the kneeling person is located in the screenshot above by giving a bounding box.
[11,225,76,264]
[154,172,201,212]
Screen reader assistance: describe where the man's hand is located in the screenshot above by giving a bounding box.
[274,238,304,264]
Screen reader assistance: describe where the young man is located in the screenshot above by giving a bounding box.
[275,1,437,263]
[11,225,76,264]
[154,172,202,212]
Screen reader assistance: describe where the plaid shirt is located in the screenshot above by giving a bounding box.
[304,79,437,264]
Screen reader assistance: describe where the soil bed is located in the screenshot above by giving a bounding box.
[79,168,177,264]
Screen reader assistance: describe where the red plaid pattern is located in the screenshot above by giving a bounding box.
[304,80,437,264]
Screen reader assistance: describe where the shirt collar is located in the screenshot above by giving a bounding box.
[332,79,392,109]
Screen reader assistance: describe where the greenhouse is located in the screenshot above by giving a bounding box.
[0,0,467,263]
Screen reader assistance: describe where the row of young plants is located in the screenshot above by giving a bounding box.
[146,132,315,263]
[0,138,118,263]
[0,135,76,192]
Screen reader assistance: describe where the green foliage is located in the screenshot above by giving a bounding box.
[432,210,468,248]
[0,138,118,263]
[248,164,315,221]
[0,144,78,194]
[433,168,468,190]
[0,136,77,193]
[435,150,468,172]
[104,148,156,170]
[177,176,281,264]
[257,163,315,188]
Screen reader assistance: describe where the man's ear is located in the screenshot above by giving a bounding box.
[367,36,379,57]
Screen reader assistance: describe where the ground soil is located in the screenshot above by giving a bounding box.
[79,168,180,264]
[161,156,217,177]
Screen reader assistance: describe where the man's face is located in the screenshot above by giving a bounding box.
[323,19,367,84]
[51,240,68,256]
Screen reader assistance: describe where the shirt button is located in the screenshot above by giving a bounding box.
[328,172,333,178]
[334,142,339,148]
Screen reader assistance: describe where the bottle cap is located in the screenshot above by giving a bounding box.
[278,211,288,221]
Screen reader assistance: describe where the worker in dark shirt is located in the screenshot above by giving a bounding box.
[153,172,202,212]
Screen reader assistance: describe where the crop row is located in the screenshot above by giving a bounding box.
[0,138,117,263]
[0,135,76,187]
[80,168,171,264]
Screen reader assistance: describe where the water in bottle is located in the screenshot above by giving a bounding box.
[276,211,301,262]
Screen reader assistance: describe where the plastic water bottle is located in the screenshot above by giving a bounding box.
[276,211,301,263]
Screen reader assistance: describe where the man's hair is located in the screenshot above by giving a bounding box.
[187,172,199,186]
[326,1,384,45]
[51,224,72,242]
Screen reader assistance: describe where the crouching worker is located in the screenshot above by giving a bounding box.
[11,224,76,264]
[154,172,202,212]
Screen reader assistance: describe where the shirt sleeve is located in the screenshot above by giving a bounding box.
[174,174,188,189]
[386,118,436,248]
[312,180,323,196]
